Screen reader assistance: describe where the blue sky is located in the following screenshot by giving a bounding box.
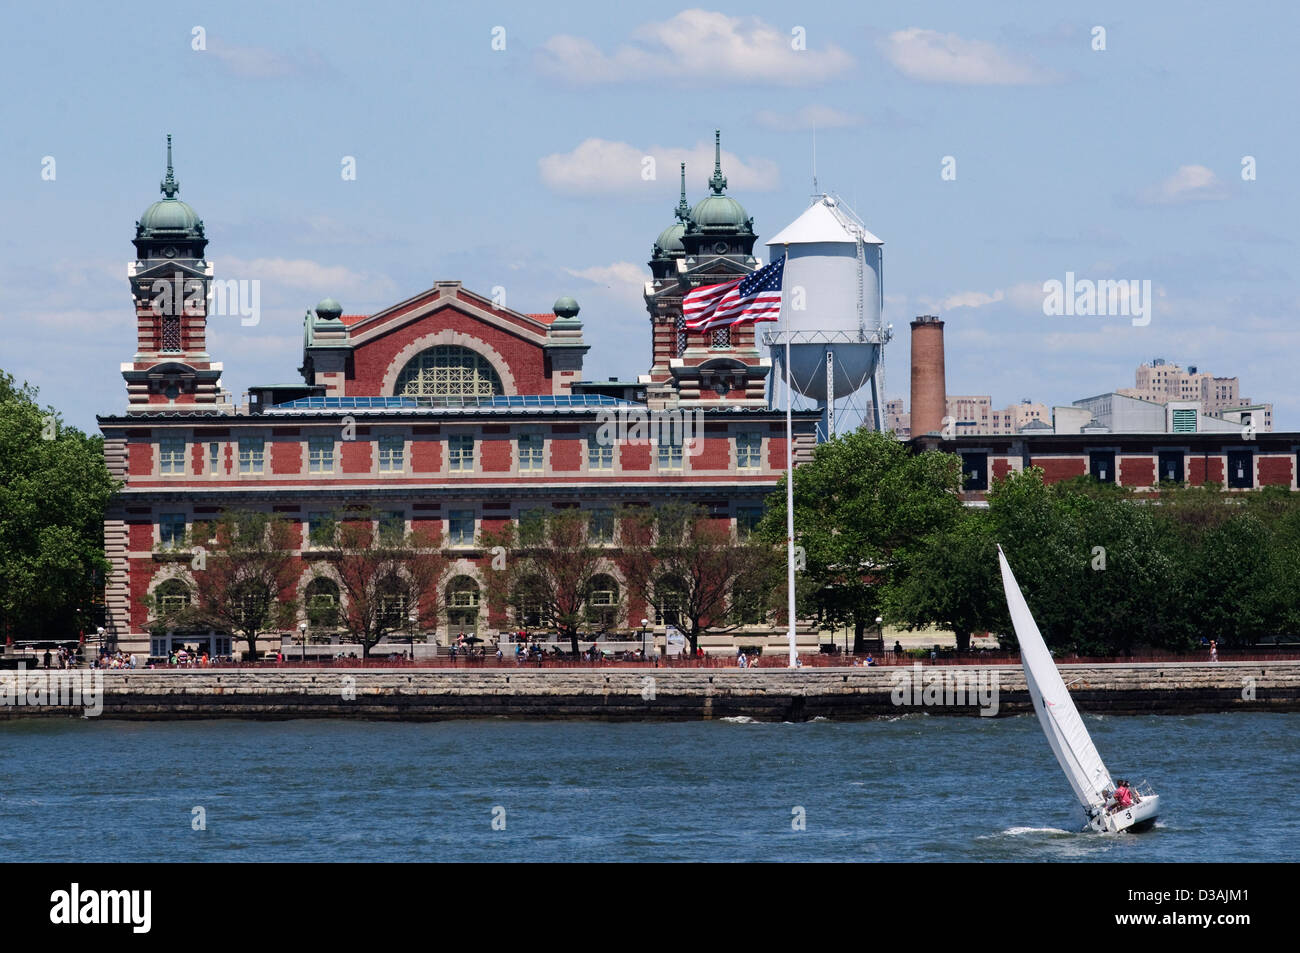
[1,1,1296,432]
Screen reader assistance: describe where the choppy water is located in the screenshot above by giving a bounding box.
[0,712,1294,861]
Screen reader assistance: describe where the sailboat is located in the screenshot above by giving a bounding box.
[997,545,1160,833]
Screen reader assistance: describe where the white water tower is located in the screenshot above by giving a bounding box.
[764,194,891,438]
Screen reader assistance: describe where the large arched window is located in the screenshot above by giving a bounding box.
[446,575,480,638]
[305,577,340,630]
[585,574,620,630]
[155,578,192,617]
[395,345,504,400]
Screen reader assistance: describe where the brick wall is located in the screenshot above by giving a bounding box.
[1259,455,1293,487]
[1033,457,1086,482]
[1189,455,1225,486]
[341,441,372,474]
[1119,456,1155,488]
[271,441,301,475]
[411,440,442,473]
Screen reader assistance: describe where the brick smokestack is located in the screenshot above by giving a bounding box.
[910,315,947,437]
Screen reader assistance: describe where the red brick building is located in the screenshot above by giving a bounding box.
[99,139,816,658]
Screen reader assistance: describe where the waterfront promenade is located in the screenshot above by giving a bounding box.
[2,660,1297,721]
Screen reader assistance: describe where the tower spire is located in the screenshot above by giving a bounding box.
[675,162,690,221]
[161,134,179,198]
[708,129,727,195]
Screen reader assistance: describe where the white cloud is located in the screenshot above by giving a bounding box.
[538,138,779,197]
[880,28,1058,85]
[213,256,396,302]
[564,262,646,291]
[208,42,326,79]
[752,104,862,131]
[538,10,853,86]
[1137,164,1232,205]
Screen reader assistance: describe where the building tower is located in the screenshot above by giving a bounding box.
[123,136,228,410]
[642,130,770,407]
[909,315,947,437]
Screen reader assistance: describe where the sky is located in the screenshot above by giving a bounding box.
[1,1,1296,433]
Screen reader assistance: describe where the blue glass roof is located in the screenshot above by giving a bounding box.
[272,394,634,412]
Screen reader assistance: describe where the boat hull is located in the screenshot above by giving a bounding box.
[1088,794,1160,833]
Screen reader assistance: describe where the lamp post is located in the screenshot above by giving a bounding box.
[875,616,883,657]
[299,621,307,663]
[640,617,649,659]
[408,610,418,661]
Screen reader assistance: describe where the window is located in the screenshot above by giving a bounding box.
[161,315,182,352]
[208,442,220,472]
[155,578,190,616]
[307,511,334,547]
[159,437,186,474]
[711,326,731,349]
[376,577,409,631]
[448,509,475,546]
[1090,451,1116,484]
[960,452,989,491]
[675,315,687,358]
[587,433,614,470]
[305,577,340,630]
[238,436,264,474]
[657,434,684,471]
[1157,452,1184,484]
[736,432,762,469]
[518,433,544,472]
[308,435,334,473]
[159,513,187,549]
[446,576,480,637]
[586,574,619,629]
[736,506,763,540]
[395,345,504,401]
[1227,451,1254,489]
[589,508,614,544]
[518,508,545,545]
[655,576,686,627]
[448,434,474,471]
[378,510,405,543]
[378,434,405,472]
[1171,408,1197,433]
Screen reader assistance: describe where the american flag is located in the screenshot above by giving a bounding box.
[682,255,785,330]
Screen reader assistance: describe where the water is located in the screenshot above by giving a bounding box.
[1,712,1294,862]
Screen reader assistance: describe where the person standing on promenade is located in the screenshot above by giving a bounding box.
[1209,639,1218,662]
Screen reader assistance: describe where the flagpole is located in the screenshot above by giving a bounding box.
[783,248,797,668]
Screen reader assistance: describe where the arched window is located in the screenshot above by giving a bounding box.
[654,575,686,627]
[395,345,504,401]
[513,574,548,629]
[155,578,191,617]
[446,575,480,638]
[585,574,620,630]
[376,575,408,631]
[305,577,340,630]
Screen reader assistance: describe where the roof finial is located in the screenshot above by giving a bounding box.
[708,129,727,195]
[160,134,179,198]
[675,162,691,221]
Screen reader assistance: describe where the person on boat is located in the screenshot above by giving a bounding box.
[1112,779,1134,811]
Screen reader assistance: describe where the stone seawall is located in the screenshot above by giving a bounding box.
[2,662,1298,721]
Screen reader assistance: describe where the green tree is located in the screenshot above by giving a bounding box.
[149,510,300,659]
[481,508,619,656]
[757,429,963,653]
[885,506,1002,652]
[0,372,117,642]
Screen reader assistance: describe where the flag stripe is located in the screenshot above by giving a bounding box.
[681,255,785,330]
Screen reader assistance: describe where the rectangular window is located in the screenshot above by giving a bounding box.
[448,509,475,546]
[518,433,544,472]
[736,432,762,470]
[448,434,474,471]
[1227,450,1254,489]
[307,511,334,547]
[589,508,614,544]
[711,326,731,349]
[960,452,989,491]
[1157,452,1184,484]
[518,508,545,544]
[208,442,220,472]
[1090,451,1116,484]
[159,437,186,474]
[378,510,405,543]
[238,437,264,474]
[587,433,614,470]
[308,435,334,473]
[736,506,763,540]
[378,435,405,472]
[159,513,187,549]
[657,435,684,471]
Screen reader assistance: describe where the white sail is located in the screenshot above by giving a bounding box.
[997,546,1113,811]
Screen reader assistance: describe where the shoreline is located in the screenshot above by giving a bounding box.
[1,661,1297,722]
